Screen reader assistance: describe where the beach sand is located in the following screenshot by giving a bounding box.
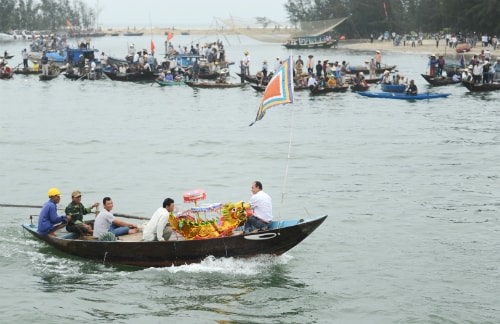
[112,27,498,59]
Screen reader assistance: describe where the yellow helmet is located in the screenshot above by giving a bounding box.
[47,187,61,197]
[244,50,249,55]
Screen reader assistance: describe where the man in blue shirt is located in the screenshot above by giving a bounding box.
[37,188,70,236]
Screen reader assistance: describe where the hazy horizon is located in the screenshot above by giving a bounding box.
[97,0,289,29]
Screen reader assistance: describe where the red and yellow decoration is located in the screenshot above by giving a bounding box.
[170,201,250,240]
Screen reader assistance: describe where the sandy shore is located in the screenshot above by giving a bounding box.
[108,27,499,58]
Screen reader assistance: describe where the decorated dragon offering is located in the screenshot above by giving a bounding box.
[169,189,250,240]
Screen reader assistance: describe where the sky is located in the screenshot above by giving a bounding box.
[97,0,289,29]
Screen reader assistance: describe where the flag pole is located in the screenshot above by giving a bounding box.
[278,53,294,221]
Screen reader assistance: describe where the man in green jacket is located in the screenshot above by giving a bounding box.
[65,190,99,235]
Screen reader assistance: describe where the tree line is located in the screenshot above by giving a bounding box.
[284,0,500,38]
[0,0,95,32]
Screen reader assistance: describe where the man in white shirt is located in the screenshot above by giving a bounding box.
[245,181,272,233]
[143,198,175,241]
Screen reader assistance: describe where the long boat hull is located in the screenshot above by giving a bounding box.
[155,80,185,86]
[461,81,500,92]
[22,215,327,267]
[345,65,397,76]
[185,81,246,88]
[283,41,334,49]
[310,85,348,94]
[103,70,158,82]
[357,91,450,100]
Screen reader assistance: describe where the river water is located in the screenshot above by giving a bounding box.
[1,35,499,323]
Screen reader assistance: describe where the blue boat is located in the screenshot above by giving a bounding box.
[357,91,451,100]
[30,48,101,66]
[380,83,407,92]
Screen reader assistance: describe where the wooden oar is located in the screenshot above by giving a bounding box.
[0,203,149,220]
[77,73,88,81]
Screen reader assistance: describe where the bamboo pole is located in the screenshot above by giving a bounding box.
[0,203,149,220]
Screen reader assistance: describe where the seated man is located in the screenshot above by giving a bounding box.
[37,188,70,236]
[32,60,40,72]
[65,190,99,235]
[93,197,138,238]
[143,198,175,241]
[245,181,272,233]
[406,79,418,95]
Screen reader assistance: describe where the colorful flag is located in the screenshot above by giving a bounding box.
[65,19,72,27]
[150,40,155,55]
[384,2,388,18]
[167,32,173,41]
[249,56,294,126]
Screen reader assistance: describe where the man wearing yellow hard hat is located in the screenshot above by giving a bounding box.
[37,188,71,236]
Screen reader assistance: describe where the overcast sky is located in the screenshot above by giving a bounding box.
[98,0,289,29]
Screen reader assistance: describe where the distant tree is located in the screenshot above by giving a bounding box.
[0,0,17,31]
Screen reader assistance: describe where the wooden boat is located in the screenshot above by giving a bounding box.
[21,212,327,267]
[310,85,349,94]
[236,72,268,86]
[283,36,334,49]
[63,70,104,80]
[39,70,60,81]
[345,77,379,84]
[155,79,185,86]
[344,64,397,76]
[185,81,246,89]
[123,32,144,36]
[357,91,450,100]
[380,83,406,92]
[12,67,41,75]
[421,74,461,86]
[251,84,309,92]
[103,70,158,82]
[350,84,370,92]
[461,81,500,92]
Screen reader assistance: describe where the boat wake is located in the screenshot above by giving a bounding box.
[147,254,293,275]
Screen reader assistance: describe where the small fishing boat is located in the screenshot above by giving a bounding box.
[12,67,41,75]
[185,81,246,89]
[283,35,335,49]
[103,70,158,82]
[63,70,104,80]
[421,74,461,86]
[350,84,370,92]
[235,72,269,86]
[21,197,327,268]
[155,79,185,86]
[461,81,500,92]
[344,64,397,76]
[357,91,451,100]
[39,73,59,81]
[123,31,144,36]
[309,85,349,94]
[380,83,406,92]
[250,84,309,92]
